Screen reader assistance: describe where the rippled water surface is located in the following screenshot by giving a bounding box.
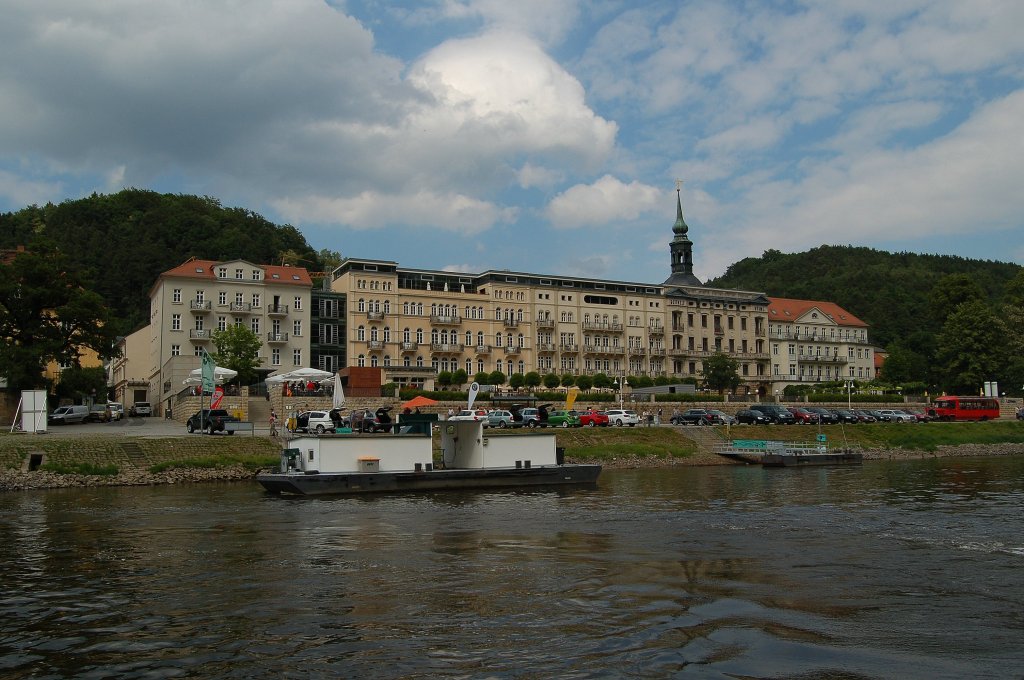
[2,456,1023,678]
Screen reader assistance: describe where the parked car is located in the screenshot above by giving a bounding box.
[516,407,542,428]
[735,409,770,425]
[707,409,737,425]
[831,409,860,424]
[186,408,239,434]
[486,410,516,428]
[749,404,796,424]
[449,409,488,423]
[605,409,640,427]
[87,404,115,422]
[130,402,152,417]
[107,402,124,421]
[853,409,877,423]
[787,407,820,425]
[352,407,392,432]
[805,407,839,424]
[903,409,931,423]
[293,410,346,434]
[672,408,715,425]
[48,405,89,425]
[875,409,916,423]
[568,410,609,427]
[546,410,582,428]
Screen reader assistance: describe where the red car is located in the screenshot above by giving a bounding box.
[787,407,820,424]
[570,410,609,427]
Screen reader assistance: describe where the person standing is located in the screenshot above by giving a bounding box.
[269,410,278,437]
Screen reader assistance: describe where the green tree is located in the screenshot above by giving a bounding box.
[881,343,929,384]
[0,244,118,390]
[210,325,262,385]
[488,370,506,387]
[703,353,741,394]
[508,373,525,390]
[543,372,561,389]
[591,373,612,390]
[929,273,987,326]
[437,371,452,389]
[54,366,109,403]
[474,371,490,385]
[524,371,542,390]
[560,373,575,388]
[934,301,1009,394]
[451,368,468,388]
[575,374,593,391]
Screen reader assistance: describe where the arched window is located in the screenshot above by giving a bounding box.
[357,354,365,367]
[370,326,378,341]
[431,329,439,343]
[466,331,473,346]
[383,300,390,314]
[416,328,424,343]
[383,327,391,342]
[403,327,410,342]
[357,298,366,312]
[496,332,503,347]
[370,354,378,367]
[477,331,484,346]
[383,355,391,367]
[517,333,524,347]
[356,325,365,341]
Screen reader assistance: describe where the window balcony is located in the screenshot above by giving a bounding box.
[503,346,521,354]
[430,343,463,353]
[189,301,212,314]
[647,326,664,335]
[430,315,461,325]
[267,332,289,344]
[559,344,578,353]
[536,319,554,329]
[536,343,556,353]
[367,311,384,321]
[503,318,519,328]
[267,304,289,316]
[189,329,212,341]
[229,302,252,314]
[400,341,418,352]
[367,340,384,351]
[582,321,623,331]
[475,344,491,355]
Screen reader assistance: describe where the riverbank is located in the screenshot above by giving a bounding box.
[2,421,1023,491]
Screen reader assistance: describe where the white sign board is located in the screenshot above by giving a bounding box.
[21,390,48,433]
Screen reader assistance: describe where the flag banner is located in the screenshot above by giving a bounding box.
[201,350,215,394]
[210,386,224,409]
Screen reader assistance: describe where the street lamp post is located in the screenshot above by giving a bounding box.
[847,380,853,410]
[614,376,628,408]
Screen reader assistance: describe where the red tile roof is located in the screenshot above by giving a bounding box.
[766,297,868,328]
[159,258,312,286]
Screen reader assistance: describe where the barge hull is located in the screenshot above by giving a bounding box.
[257,464,602,495]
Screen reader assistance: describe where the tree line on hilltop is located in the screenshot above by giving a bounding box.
[2,192,1022,397]
[706,246,1024,396]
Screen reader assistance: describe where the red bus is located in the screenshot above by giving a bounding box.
[928,396,1000,422]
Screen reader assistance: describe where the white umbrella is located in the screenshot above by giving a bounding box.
[185,366,237,384]
[332,373,345,409]
[265,367,334,384]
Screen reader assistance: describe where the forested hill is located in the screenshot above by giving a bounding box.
[704,246,1022,349]
[0,189,325,334]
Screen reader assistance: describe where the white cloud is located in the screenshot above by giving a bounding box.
[517,163,563,189]
[545,175,662,229]
[272,190,517,233]
[0,169,63,208]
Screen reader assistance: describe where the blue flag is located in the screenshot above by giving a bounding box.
[201,349,215,394]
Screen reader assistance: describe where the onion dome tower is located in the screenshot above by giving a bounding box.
[663,184,702,286]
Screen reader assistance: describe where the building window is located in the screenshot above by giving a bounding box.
[235,292,244,305]
[172,288,181,303]
[171,314,181,331]
[218,267,227,278]
[218,316,227,331]
[194,346,203,357]
[219,291,227,305]
[293,349,302,366]
[251,318,260,334]
[171,344,180,356]
[235,268,243,279]
[195,290,204,303]
[294,296,302,311]
[356,326,365,341]
[293,320,302,337]
[252,293,261,308]
[272,349,280,365]
[252,270,261,281]
[194,317,204,331]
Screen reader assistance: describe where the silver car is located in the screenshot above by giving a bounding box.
[486,410,516,428]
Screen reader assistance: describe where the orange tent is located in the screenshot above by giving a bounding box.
[402,395,439,410]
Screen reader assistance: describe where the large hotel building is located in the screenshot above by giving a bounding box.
[119,190,874,410]
[325,190,875,396]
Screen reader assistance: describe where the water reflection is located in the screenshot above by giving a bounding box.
[1,457,1022,678]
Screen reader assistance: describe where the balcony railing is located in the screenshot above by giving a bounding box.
[189,329,211,341]
[559,344,578,353]
[536,319,554,329]
[267,304,289,316]
[430,343,463,352]
[367,340,384,350]
[266,332,289,343]
[536,343,556,352]
[367,311,384,321]
[189,300,212,313]
[229,302,252,314]
[503,318,519,328]
[475,344,491,354]
[647,325,664,335]
[503,346,521,354]
[430,315,461,325]
[582,321,624,332]
[400,341,418,352]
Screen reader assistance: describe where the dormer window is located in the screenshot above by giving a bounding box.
[235,268,243,279]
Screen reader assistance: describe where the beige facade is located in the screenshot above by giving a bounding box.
[110,326,150,407]
[767,297,875,392]
[146,258,312,414]
[329,260,774,394]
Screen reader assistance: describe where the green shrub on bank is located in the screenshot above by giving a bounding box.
[40,462,119,476]
[150,455,278,473]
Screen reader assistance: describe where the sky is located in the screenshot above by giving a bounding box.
[2,0,1022,284]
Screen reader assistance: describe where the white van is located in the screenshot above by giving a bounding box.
[48,405,89,425]
[107,403,124,421]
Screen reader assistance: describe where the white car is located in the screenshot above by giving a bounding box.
[293,410,347,433]
[449,409,488,424]
[604,409,640,427]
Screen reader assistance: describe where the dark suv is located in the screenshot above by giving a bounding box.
[671,408,715,425]
[186,409,238,434]
[749,404,796,424]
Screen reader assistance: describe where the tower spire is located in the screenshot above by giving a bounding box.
[663,181,702,287]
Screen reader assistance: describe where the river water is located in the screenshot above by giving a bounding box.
[1,455,1022,679]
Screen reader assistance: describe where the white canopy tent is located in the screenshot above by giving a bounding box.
[265,367,335,384]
